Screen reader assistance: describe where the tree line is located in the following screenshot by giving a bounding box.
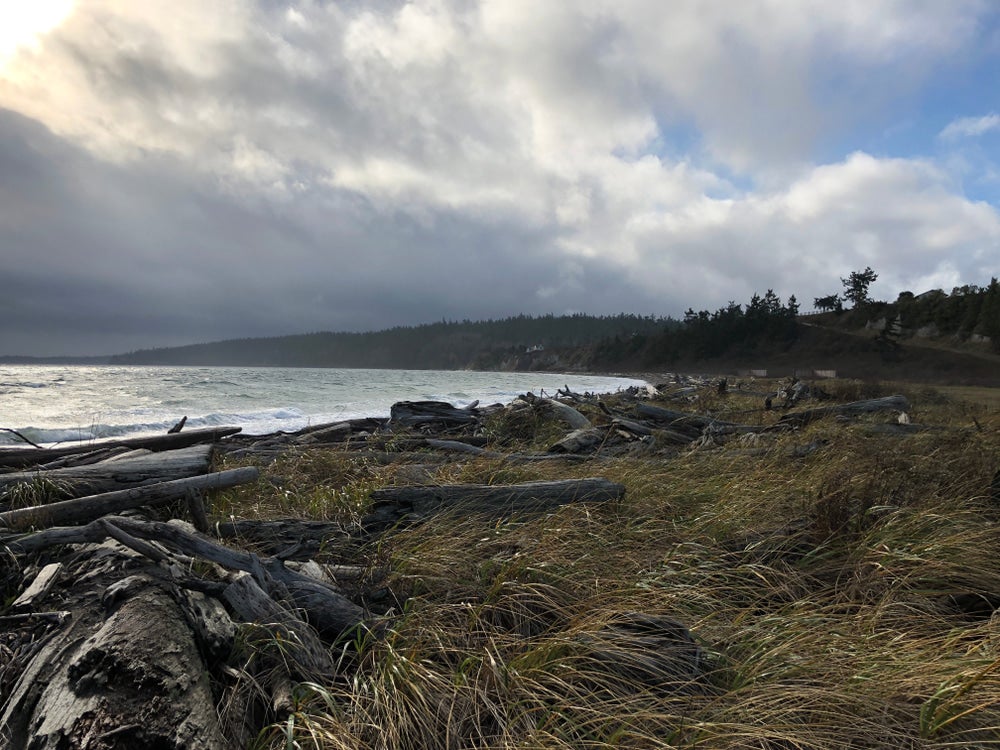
[82,271,1000,370]
[109,314,668,369]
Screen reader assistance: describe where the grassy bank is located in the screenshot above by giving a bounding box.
[217,378,1000,749]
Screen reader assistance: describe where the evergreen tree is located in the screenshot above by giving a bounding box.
[841,267,878,308]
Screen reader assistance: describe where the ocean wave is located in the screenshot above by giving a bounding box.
[0,407,315,446]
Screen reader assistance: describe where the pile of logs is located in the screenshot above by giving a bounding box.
[0,410,630,748]
[0,384,920,747]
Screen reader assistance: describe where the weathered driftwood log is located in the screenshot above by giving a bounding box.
[539,398,592,429]
[7,516,367,637]
[0,465,259,530]
[575,612,705,696]
[1,549,229,750]
[634,404,734,436]
[221,572,335,677]
[361,478,625,531]
[861,422,941,436]
[548,427,606,454]
[294,417,386,444]
[390,400,480,428]
[31,446,138,471]
[0,426,241,470]
[0,444,214,499]
[776,395,911,427]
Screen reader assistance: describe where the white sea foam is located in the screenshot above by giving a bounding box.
[0,365,645,446]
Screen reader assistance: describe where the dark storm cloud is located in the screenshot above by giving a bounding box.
[0,107,661,356]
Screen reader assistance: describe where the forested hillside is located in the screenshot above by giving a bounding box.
[109,314,670,369]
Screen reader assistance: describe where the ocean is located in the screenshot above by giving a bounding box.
[0,365,644,447]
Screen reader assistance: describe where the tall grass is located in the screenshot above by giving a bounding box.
[221,380,1000,748]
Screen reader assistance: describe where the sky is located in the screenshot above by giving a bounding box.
[1,1,999,357]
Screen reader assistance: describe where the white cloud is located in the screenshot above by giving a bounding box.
[939,113,1000,140]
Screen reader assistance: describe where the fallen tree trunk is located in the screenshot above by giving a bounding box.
[389,400,481,428]
[540,398,592,429]
[361,477,625,531]
[3,516,368,638]
[776,395,911,427]
[1,549,229,750]
[0,465,259,530]
[0,444,214,498]
[634,404,733,436]
[0,427,242,471]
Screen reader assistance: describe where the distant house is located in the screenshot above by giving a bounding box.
[525,344,545,353]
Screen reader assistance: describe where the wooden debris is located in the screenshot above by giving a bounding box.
[1,564,229,750]
[0,465,259,530]
[539,398,592,429]
[0,444,215,499]
[390,400,481,428]
[777,395,911,427]
[548,427,606,454]
[11,563,62,613]
[0,426,241,471]
[361,477,625,532]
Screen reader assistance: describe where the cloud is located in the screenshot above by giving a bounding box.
[939,113,1000,140]
[0,1,998,356]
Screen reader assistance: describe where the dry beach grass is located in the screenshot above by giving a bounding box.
[208,378,1000,749]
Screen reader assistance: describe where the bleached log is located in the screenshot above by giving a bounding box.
[548,428,605,454]
[1,570,228,750]
[0,426,241,470]
[0,444,214,498]
[540,398,592,429]
[4,515,368,638]
[0,465,258,530]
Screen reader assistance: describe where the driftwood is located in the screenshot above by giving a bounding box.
[0,444,214,499]
[1,544,230,749]
[0,465,259,530]
[389,400,481,428]
[540,398,592,429]
[0,426,241,470]
[634,404,736,436]
[10,563,62,612]
[28,446,140,471]
[3,516,368,637]
[361,478,625,532]
[294,417,387,444]
[548,428,606,454]
[777,395,911,427]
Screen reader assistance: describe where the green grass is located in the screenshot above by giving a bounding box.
[215,379,1000,748]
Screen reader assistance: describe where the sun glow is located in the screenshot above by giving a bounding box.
[0,1,75,65]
